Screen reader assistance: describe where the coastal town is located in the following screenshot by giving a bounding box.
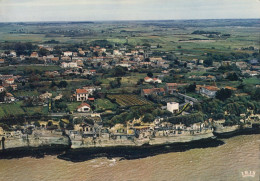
[0,20,259,152]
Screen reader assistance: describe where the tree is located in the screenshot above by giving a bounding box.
[252,88,260,101]
[216,88,232,101]
[50,81,57,88]
[147,72,153,78]
[142,113,154,123]
[186,83,196,92]
[66,122,74,130]
[204,58,213,67]
[227,72,239,81]
[59,121,64,128]
[34,121,41,127]
[38,48,49,56]
[58,80,68,88]
[0,91,6,102]
[47,121,53,127]
[111,66,127,77]
[137,79,144,85]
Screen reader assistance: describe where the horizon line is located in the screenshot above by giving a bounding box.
[0,18,259,24]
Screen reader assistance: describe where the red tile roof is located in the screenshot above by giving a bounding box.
[143,88,165,94]
[204,86,219,91]
[76,89,88,94]
[77,103,91,109]
[144,77,152,80]
[166,83,177,87]
[6,78,14,82]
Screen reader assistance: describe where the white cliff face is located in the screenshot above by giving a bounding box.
[0,130,70,150]
[69,129,214,149]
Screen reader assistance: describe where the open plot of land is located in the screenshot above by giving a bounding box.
[94,99,117,111]
[107,94,152,107]
[0,102,25,118]
[23,106,48,115]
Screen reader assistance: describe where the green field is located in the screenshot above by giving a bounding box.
[107,94,152,107]
[0,20,258,61]
[67,102,81,112]
[0,102,25,118]
[94,99,117,111]
[243,77,260,85]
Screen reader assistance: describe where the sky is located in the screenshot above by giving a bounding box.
[0,0,259,22]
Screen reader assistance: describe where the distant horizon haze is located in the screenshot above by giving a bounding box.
[0,0,259,22]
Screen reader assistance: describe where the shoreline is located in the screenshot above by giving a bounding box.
[0,127,259,161]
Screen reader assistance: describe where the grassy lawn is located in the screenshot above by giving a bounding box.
[243,77,260,85]
[0,65,61,74]
[23,106,48,115]
[0,102,25,118]
[67,102,81,112]
[13,90,40,97]
[94,99,117,111]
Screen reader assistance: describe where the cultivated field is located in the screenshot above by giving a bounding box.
[107,94,152,107]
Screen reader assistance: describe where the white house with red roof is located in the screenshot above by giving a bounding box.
[5,78,14,85]
[144,77,162,84]
[77,103,91,112]
[144,77,153,83]
[76,89,89,101]
[30,52,39,58]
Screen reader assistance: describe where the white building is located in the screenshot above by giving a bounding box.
[10,51,17,57]
[77,103,91,112]
[61,62,78,68]
[64,51,73,57]
[199,86,219,98]
[167,102,179,113]
[76,89,89,102]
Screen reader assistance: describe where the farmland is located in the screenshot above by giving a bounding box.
[107,94,152,107]
[0,102,25,118]
[94,99,117,111]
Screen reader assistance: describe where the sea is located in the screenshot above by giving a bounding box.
[0,134,259,181]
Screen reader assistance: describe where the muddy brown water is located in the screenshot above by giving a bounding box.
[0,134,259,181]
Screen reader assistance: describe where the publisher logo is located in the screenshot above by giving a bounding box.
[241,171,255,178]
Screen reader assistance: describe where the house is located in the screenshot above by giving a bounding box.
[76,89,89,101]
[5,78,14,85]
[236,61,248,70]
[51,57,59,62]
[10,51,16,57]
[0,86,5,92]
[30,52,39,58]
[78,50,85,55]
[165,83,178,94]
[153,78,162,83]
[89,70,96,75]
[141,88,165,97]
[144,77,153,83]
[199,86,219,98]
[144,77,162,83]
[39,92,52,100]
[64,51,73,57]
[167,102,179,113]
[4,93,15,102]
[225,86,237,91]
[207,75,216,81]
[82,86,101,95]
[77,103,91,112]
[10,84,17,91]
[61,62,77,68]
